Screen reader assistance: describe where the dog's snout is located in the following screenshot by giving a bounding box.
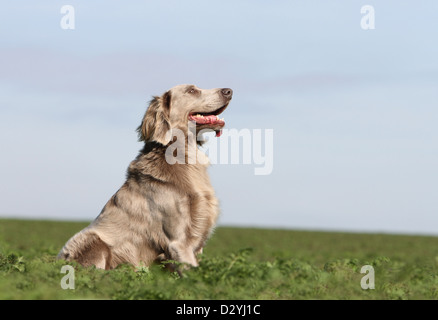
[221,88,233,99]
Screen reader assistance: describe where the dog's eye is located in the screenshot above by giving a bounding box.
[188,89,196,94]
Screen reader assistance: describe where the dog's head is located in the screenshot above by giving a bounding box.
[137,84,233,145]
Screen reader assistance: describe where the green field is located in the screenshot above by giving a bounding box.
[0,219,438,300]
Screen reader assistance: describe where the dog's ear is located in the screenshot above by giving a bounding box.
[137,91,172,145]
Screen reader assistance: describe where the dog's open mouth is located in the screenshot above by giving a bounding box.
[188,105,227,137]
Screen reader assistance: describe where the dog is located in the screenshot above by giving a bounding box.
[57,84,233,270]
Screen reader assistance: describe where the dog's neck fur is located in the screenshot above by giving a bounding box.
[128,139,210,190]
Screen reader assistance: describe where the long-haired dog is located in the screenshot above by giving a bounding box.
[58,84,232,270]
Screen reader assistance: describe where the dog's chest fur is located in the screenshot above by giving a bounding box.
[128,146,219,246]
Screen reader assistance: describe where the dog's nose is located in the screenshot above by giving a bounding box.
[221,88,233,99]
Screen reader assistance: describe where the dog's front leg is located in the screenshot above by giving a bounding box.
[168,241,199,267]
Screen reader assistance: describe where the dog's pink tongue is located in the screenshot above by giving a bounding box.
[215,129,223,137]
[189,114,225,126]
[191,115,217,124]
[204,115,218,124]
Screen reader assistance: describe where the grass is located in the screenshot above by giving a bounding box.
[1,219,438,299]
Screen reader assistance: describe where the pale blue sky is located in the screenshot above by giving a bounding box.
[1,1,438,235]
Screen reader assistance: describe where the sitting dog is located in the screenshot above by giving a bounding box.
[58,84,232,269]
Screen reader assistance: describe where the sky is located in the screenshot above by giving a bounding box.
[0,1,438,235]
